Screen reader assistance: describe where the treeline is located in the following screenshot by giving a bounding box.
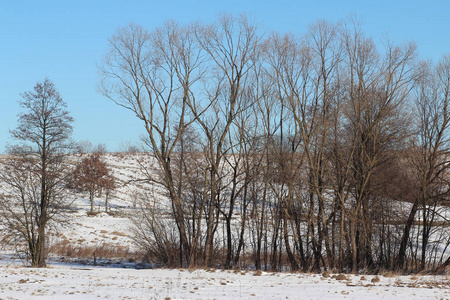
[99,15,449,272]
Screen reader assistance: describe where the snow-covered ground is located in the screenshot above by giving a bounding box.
[0,261,448,299]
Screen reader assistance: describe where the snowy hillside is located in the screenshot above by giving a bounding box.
[50,153,164,259]
[0,153,164,262]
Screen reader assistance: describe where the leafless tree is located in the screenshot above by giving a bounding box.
[397,56,450,271]
[0,79,73,267]
[340,18,417,271]
[99,21,204,267]
[70,153,116,213]
[74,140,93,154]
[193,14,263,267]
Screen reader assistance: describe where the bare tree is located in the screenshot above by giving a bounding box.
[99,22,203,267]
[70,153,115,213]
[397,56,450,271]
[193,13,263,267]
[74,140,93,154]
[0,79,73,267]
[340,19,417,271]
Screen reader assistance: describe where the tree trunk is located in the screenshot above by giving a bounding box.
[283,216,298,271]
[36,225,46,268]
[89,189,94,213]
[225,216,233,269]
[350,219,358,273]
[204,167,217,267]
[397,200,418,270]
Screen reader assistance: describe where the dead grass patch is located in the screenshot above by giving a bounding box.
[86,211,101,217]
[380,270,399,278]
[49,240,140,261]
[336,274,347,281]
[111,231,127,237]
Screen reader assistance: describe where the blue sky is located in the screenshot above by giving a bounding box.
[1,0,449,152]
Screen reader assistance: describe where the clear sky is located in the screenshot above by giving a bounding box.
[1,0,449,153]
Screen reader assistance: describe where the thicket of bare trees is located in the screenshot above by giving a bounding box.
[100,15,450,273]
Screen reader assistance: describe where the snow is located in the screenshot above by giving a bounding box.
[50,208,136,251]
[0,262,448,299]
[44,153,157,254]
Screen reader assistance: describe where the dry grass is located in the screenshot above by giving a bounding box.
[335,274,347,281]
[371,276,380,283]
[111,231,127,237]
[86,211,102,217]
[381,271,396,278]
[49,240,140,261]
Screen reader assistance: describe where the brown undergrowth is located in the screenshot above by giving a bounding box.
[49,240,142,261]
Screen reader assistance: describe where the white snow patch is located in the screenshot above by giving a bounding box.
[0,262,448,299]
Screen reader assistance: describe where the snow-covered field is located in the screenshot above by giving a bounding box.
[0,261,448,299]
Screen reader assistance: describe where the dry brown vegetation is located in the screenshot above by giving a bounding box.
[49,240,141,262]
